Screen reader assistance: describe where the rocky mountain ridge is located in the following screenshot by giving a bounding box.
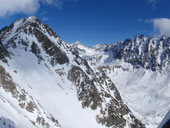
[73,34,170,71]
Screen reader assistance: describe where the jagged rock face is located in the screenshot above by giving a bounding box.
[0,40,9,63]
[95,68,145,128]
[110,35,170,71]
[68,65,102,110]
[0,16,69,65]
[33,27,69,65]
[68,56,145,128]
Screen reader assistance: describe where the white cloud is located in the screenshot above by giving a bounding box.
[0,0,66,17]
[151,18,170,36]
[0,0,40,17]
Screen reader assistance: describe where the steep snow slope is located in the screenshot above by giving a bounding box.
[0,16,144,128]
[72,35,170,128]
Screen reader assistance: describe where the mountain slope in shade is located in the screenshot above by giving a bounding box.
[0,117,16,128]
[158,110,170,128]
[0,16,144,128]
[72,35,170,128]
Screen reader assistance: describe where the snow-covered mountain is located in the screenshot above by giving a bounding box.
[72,35,170,128]
[0,16,144,128]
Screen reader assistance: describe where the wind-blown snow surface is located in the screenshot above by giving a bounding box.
[73,38,170,128]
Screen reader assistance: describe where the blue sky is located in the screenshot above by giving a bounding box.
[0,0,170,46]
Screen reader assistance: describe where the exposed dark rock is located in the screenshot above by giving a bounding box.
[68,65,102,110]
[0,39,9,63]
[31,42,43,63]
[26,101,37,113]
[96,68,145,128]
[33,26,69,65]
[44,24,59,38]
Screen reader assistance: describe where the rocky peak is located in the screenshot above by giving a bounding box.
[0,16,58,42]
[71,41,87,49]
[109,35,170,71]
[0,16,69,65]
[90,44,107,52]
[72,41,81,46]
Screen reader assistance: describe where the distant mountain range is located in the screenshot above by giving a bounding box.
[71,34,170,128]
